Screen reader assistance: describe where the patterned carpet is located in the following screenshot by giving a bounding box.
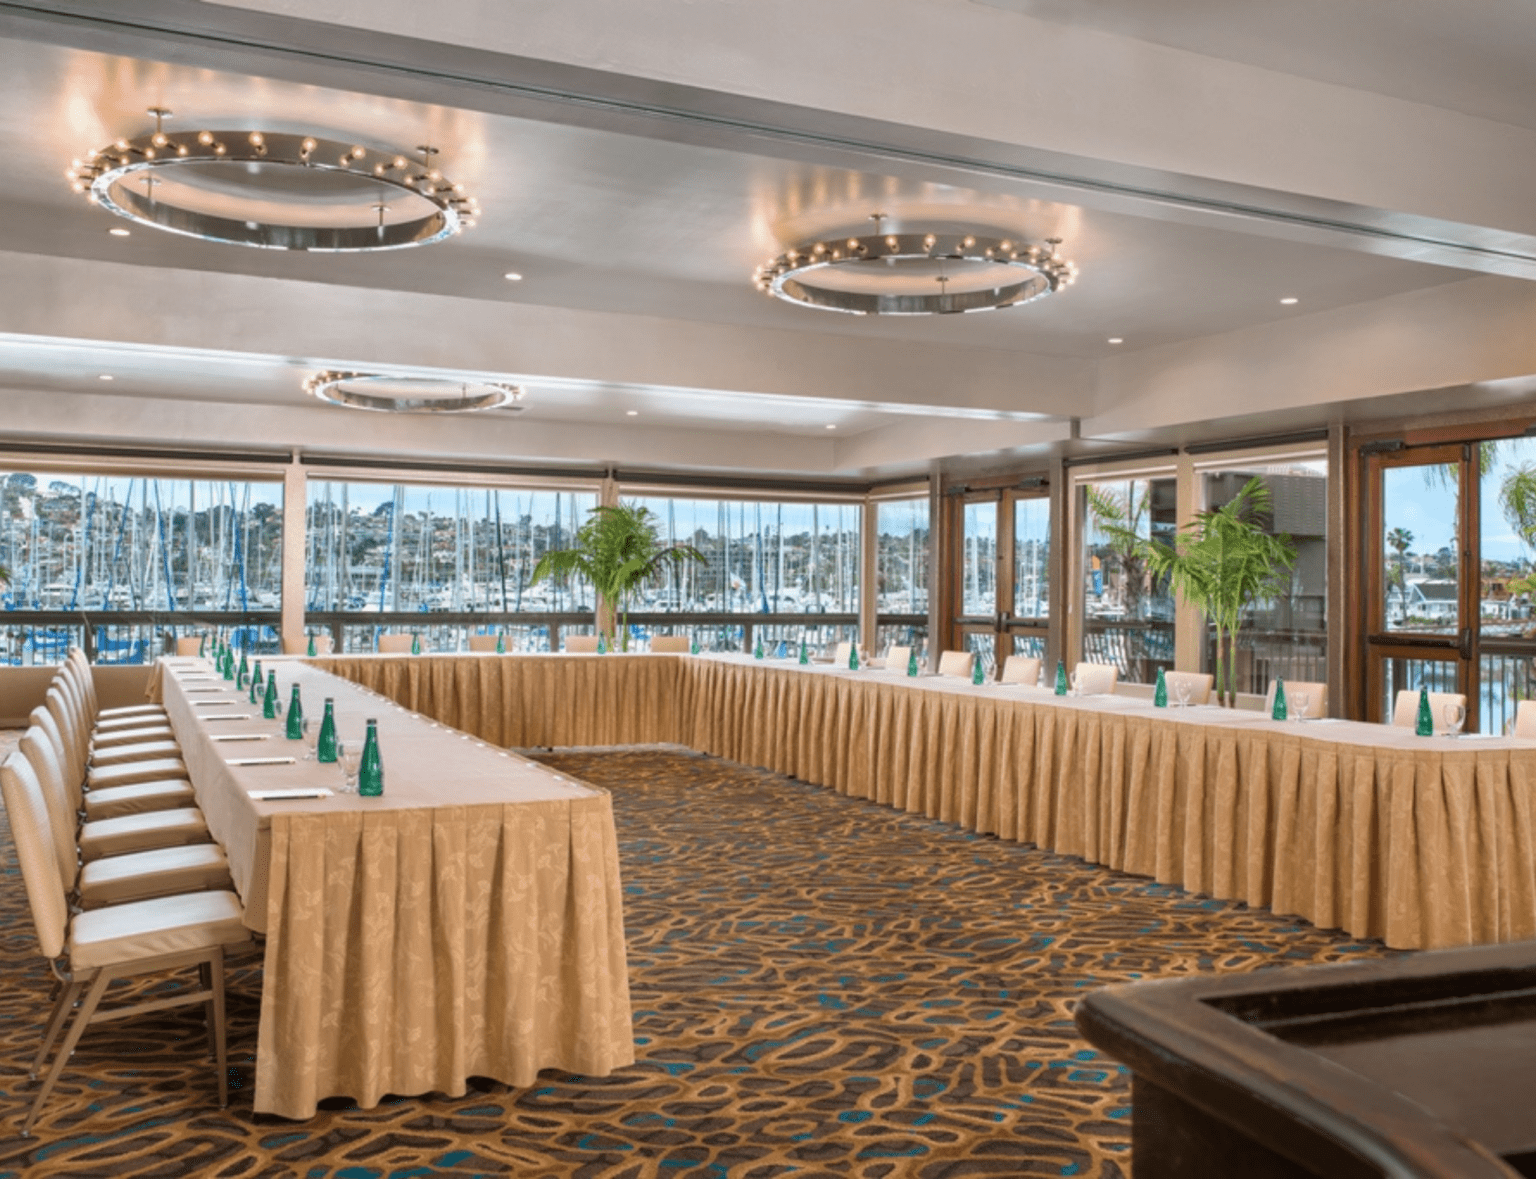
[0,745,1395,1178]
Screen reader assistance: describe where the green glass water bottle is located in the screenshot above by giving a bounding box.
[1272,678,1288,721]
[1154,667,1168,708]
[198,634,207,659]
[798,640,808,665]
[1054,659,1068,696]
[691,637,700,655]
[286,683,304,739]
[358,719,384,797]
[495,632,505,654]
[596,633,607,654]
[222,648,235,681]
[907,649,919,677]
[848,644,859,671]
[411,633,421,655]
[972,656,985,686]
[317,697,337,763]
[307,634,317,657]
[754,636,764,660]
[249,660,262,705]
[238,650,249,686]
[263,670,279,720]
[1415,686,1434,736]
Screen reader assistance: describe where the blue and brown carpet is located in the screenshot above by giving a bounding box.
[0,748,1392,1177]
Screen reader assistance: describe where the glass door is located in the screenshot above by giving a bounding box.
[1363,443,1477,725]
[952,490,1051,680]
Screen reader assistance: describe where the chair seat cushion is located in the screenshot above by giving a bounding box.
[70,889,249,968]
[97,703,167,720]
[82,779,197,822]
[91,740,183,769]
[78,808,209,862]
[87,757,189,791]
[77,843,231,909]
[93,724,176,750]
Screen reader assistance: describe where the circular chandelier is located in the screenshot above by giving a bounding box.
[67,108,478,251]
[754,215,1077,315]
[304,372,523,414]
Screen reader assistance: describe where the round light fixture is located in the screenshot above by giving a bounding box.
[503,272,523,281]
[68,109,479,252]
[1280,297,1299,305]
[754,215,1077,315]
[304,372,523,414]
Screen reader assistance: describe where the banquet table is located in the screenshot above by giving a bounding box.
[154,656,633,1120]
[318,652,1536,954]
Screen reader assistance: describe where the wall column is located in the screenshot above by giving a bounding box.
[860,498,878,655]
[279,453,306,654]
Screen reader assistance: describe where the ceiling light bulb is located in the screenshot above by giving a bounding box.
[197,130,213,145]
[151,131,168,147]
[1280,296,1299,305]
[248,132,264,147]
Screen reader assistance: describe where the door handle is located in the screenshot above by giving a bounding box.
[1459,626,1473,661]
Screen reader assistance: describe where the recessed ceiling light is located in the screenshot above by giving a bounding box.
[1107,337,1123,344]
[98,374,114,381]
[503,272,523,281]
[825,424,837,430]
[626,410,638,416]
[108,227,130,237]
[1279,297,1299,305]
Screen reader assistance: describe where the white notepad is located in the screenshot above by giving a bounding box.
[247,787,332,800]
[210,733,268,743]
[200,713,254,721]
[226,756,297,766]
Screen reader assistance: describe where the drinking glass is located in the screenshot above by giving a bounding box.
[337,741,363,793]
[1442,702,1466,736]
[301,717,320,760]
[1292,691,1311,720]
[1069,671,1081,697]
[1174,680,1192,708]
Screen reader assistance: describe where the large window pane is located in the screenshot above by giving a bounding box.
[0,471,282,663]
[1382,463,1459,634]
[1081,476,1176,683]
[1479,436,1536,734]
[875,497,928,615]
[960,501,996,616]
[1200,460,1327,695]
[1013,496,1050,619]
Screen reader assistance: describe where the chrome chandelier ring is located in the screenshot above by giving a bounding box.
[304,372,523,414]
[754,231,1077,315]
[68,124,478,251]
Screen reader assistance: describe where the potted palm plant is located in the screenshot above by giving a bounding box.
[1141,477,1297,707]
[531,502,705,652]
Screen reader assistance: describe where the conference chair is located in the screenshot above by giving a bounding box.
[1391,689,1467,730]
[937,650,976,679]
[46,689,189,793]
[1073,662,1120,696]
[283,633,333,654]
[378,634,416,654]
[565,635,601,652]
[833,640,854,666]
[27,711,193,822]
[174,635,206,656]
[67,648,166,727]
[885,644,913,672]
[1163,671,1214,706]
[4,751,228,910]
[1516,700,1536,738]
[0,751,249,1137]
[1264,679,1327,718]
[651,635,692,653]
[1000,655,1042,685]
[52,680,180,769]
[467,634,502,652]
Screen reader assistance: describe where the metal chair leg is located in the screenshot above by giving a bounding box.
[29,979,83,1081]
[208,948,229,1107]
[23,970,109,1137]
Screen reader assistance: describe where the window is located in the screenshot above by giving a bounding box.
[0,470,282,663]
[875,496,928,655]
[1080,475,1176,684]
[304,480,596,652]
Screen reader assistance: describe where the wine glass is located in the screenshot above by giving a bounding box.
[301,717,320,760]
[1069,670,1081,697]
[337,741,363,793]
[1442,702,1466,737]
[1174,679,1192,708]
[1292,691,1311,720]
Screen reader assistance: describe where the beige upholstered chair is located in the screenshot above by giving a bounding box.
[1515,700,1536,738]
[885,644,913,673]
[651,635,692,653]
[1164,671,1214,706]
[1000,655,1042,685]
[1264,679,1327,719]
[28,710,192,823]
[283,632,334,655]
[67,648,165,726]
[377,634,416,654]
[1391,689,1467,730]
[0,751,249,1136]
[46,689,189,792]
[467,634,502,652]
[937,650,976,679]
[564,635,601,652]
[174,635,206,656]
[1073,662,1120,696]
[833,640,855,666]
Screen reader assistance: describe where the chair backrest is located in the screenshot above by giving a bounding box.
[0,752,70,959]
[29,705,83,814]
[564,635,600,653]
[283,633,334,655]
[1265,680,1328,719]
[886,644,913,672]
[467,634,501,652]
[67,648,98,715]
[174,635,205,656]
[1073,662,1120,696]
[1164,671,1214,706]
[1000,655,1042,685]
[650,635,691,653]
[833,641,854,666]
[1391,689,1467,729]
[1515,699,1536,739]
[937,650,975,679]
[377,634,416,654]
[17,726,78,897]
[44,687,87,790]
